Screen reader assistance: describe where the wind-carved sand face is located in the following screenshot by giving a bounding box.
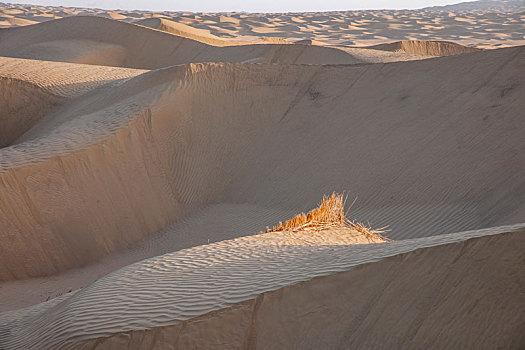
[0,2,524,349]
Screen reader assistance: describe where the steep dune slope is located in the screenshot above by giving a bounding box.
[135,17,292,46]
[134,17,237,46]
[0,57,144,147]
[0,225,522,349]
[0,16,390,68]
[0,76,61,148]
[0,46,524,281]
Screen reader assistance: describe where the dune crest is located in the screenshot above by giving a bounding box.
[135,17,291,46]
[0,16,404,68]
[0,225,522,349]
[135,17,232,46]
[0,2,524,348]
[2,2,524,48]
[1,46,524,282]
[0,56,144,147]
[366,40,482,56]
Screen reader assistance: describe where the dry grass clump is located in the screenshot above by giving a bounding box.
[262,192,389,242]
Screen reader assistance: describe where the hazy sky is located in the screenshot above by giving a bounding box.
[8,1,473,12]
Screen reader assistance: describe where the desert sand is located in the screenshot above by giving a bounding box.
[0,0,524,349]
[1,1,524,48]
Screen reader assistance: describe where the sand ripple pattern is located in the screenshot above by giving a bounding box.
[0,56,145,98]
[1,2,524,48]
[0,46,524,281]
[0,224,522,349]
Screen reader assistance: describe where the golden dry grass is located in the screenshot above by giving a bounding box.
[262,192,389,242]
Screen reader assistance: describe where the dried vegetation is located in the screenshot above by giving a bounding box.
[261,192,390,242]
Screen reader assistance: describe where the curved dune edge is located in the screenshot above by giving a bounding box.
[0,46,524,281]
[135,17,291,47]
[135,17,232,46]
[0,16,393,68]
[0,56,145,98]
[2,3,524,49]
[0,57,145,147]
[0,76,62,147]
[0,224,523,349]
[366,40,482,56]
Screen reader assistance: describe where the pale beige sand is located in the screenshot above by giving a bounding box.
[0,2,524,347]
[0,224,522,349]
[0,16,430,68]
[1,2,524,48]
[1,46,524,285]
[365,40,482,55]
[135,17,291,46]
[135,17,234,46]
[0,57,144,146]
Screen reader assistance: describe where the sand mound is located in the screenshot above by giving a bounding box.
[135,18,291,47]
[0,46,524,281]
[0,224,522,349]
[0,16,393,68]
[134,17,230,46]
[2,3,525,49]
[367,40,482,56]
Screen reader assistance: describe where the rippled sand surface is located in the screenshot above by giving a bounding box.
[0,1,524,348]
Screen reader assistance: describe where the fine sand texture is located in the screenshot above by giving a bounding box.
[1,44,524,283]
[1,1,524,48]
[0,16,434,68]
[0,224,523,349]
[0,1,524,348]
[0,56,144,147]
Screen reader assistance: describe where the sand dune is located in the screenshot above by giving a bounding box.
[1,2,524,48]
[0,57,144,147]
[0,224,522,349]
[0,16,425,69]
[0,2,524,348]
[1,45,524,282]
[134,17,234,46]
[134,17,291,46]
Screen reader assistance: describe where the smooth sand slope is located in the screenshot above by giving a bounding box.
[0,224,523,349]
[134,17,291,46]
[1,45,524,283]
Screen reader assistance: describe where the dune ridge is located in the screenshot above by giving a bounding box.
[0,57,145,147]
[135,17,231,46]
[0,3,524,347]
[366,40,482,56]
[135,17,292,46]
[0,16,422,69]
[0,224,522,349]
[1,46,524,281]
[1,2,524,48]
